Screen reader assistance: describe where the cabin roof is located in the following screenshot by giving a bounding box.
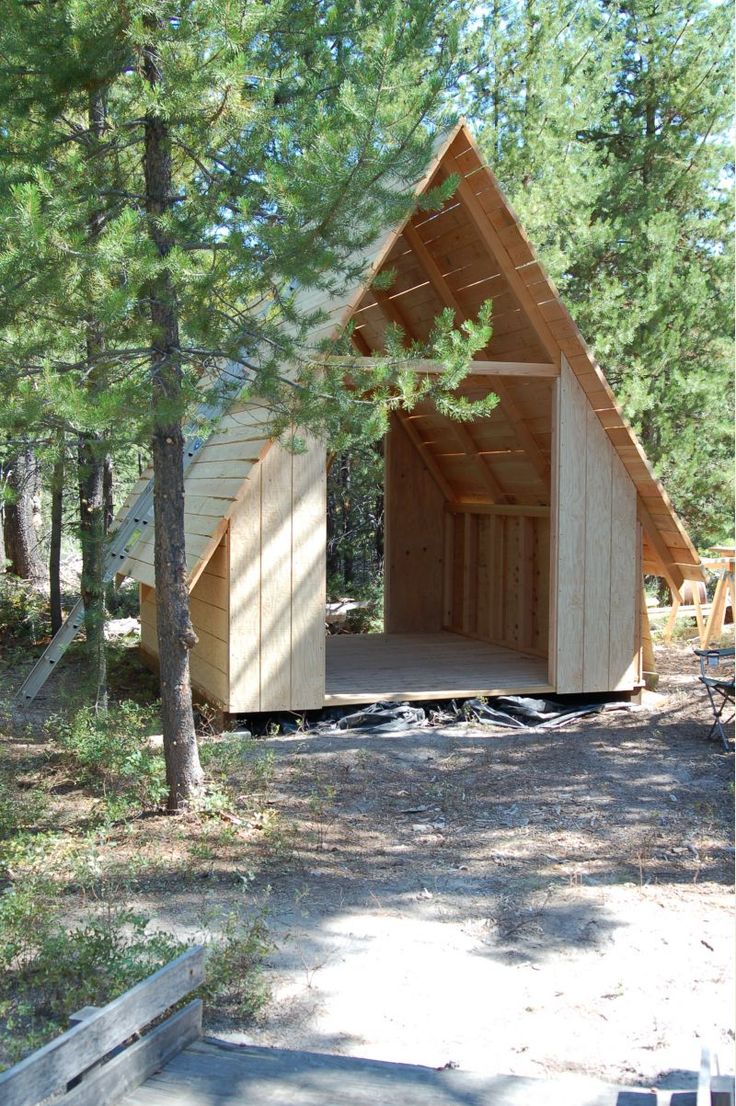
[120,121,702,593]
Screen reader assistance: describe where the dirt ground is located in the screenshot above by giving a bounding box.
[125,639,734,1090]
[2,632,733,1089]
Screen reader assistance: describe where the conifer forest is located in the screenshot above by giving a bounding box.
[0,0,733,1097]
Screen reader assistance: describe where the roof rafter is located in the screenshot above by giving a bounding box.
[396,218,551,489]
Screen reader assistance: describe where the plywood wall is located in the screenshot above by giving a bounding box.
[384,410,551,656]
[443,508,550,656]
[139,532,230,706]
[228,438,326,713]
[384,413,446,632]
[554,356,639,693]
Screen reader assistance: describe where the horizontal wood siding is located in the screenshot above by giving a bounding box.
[119,401,272,586]
[555,356,638,692]
[228,439,326,713]
[138,535,229,706]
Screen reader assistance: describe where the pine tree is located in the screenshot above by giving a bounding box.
[0,0,490,808]
[571,0,734,548]
[467,0,734,549]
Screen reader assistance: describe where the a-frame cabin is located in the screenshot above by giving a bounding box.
[120,123,703,713]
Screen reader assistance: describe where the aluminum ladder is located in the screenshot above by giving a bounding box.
[16,369,244,705]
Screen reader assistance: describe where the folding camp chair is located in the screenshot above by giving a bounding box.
[694,646,735,751]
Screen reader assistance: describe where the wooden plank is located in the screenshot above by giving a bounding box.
[386,413,446,633]
[194,440,269,463]
[330,355,558,377]
[189,459,260,479]
[475,515,490,642]
[637,497,683,593]
[608,458,639,689]
[640,585,657,688]
[181,477,244,499]
[445,418,509,503]
[532,516,550,656]
[450,502,550,517]
[189,595,229,643]
[290,438,326,709]
[0,948,205,1106]
[324,632,552,704]
[462,513,478,634]
[518,515,535,650]
[395,412,456,503]
[446,162,559,363]
[191,566,228,611]
[59,1001,202,1106]
[442,513,454,629]
[189,651,229,706]
[582,407,613,692]
[201,542,227,579]
[547,377,560,685]
[490,379,550,486]
[555,357,588,693]
[259,443,294,711]
[116,1036,668,1106]
[228,464,262,712]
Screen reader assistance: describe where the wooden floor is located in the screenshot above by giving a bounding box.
[118,1038,692,1106]
[325,631,551,705]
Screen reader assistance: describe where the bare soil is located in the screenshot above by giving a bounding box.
[3,637,734,1089]
[138,640,734,1089]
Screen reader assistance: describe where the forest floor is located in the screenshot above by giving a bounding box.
[1,634,734,1089]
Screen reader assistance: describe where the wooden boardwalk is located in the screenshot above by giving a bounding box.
[118,1038,694,1106]
[325,631,551,704]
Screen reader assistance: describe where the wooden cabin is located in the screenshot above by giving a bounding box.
[120,123,703,713]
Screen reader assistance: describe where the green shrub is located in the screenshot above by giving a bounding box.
[0,774,48,842]
[0,575,50,653]
[200,734,275,799]
[199,903,272,1023]
[0,881,185,1070]
[0,880,272,1069]
[51,701,167,814]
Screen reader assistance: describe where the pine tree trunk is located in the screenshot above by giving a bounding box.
[50,446,64,634]
[78,432,107,709]
[78,89,109,711]
[3,446,44,582]
[143,32,203,810]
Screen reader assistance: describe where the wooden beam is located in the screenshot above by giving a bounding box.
[395,223,551,487]
[444,161,560,363]
[372,288,413,345]
[394,412,456,504]
[443,418,510,504]
[448,502,550,517]
[351,328,372,356]
[491,378,550,485]
[637,497,682,593]
[332,355,558,377]
[402,221,463,321]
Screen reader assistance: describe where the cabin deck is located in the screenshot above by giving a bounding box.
[118,1038,686,1106]
[324,631,551,705]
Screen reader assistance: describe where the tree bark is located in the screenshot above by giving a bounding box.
[143,32,203,810]
[3,445,44,582]
[49,443,64,633]
[79,88,109,711]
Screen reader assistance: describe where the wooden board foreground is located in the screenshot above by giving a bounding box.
[118,1038,695,1106]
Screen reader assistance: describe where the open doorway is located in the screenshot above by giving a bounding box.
[324,372,554,704]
